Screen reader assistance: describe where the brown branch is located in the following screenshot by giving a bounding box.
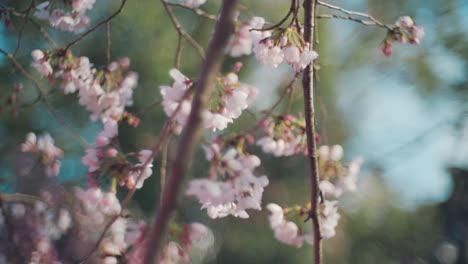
[165,2,217,20]
[143,0,238,263]
[106,21,111,64]
[160,0,206,59]
[251,0,296,31]
[263,73,299,119]
[302,0,322,263]
[317,14,386,28]
[64,0,128,51]
[317,1,391,30]
[160,136,171,203]
[79,87,195,263]
[174,34,183,68]
[3,5,58,48]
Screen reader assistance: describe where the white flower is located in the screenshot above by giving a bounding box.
[266,203,308,247]
[284,46,301,64]
[186,143,268,219]
[396,16,414,28]
[226,17,267,57]
[72,0,96,13]
[129,150,154,189]
[183,0,207,8]
[35,0,96,33]
[31,50,53,77]
[21,132,63,176]
[321,200,340,239]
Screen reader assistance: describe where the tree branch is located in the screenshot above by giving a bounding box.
[64,0,128,51]
[142,0,238,263]
[302,0,322,263]
[160,0,206,59]
[165,2,217,20]
[317,1,391,30]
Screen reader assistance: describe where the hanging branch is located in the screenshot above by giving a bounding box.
[142,0,239,263]
[302,0,322,263]
[317,1,391,30]
[165,2,217,20]
[160,0,207,59]
[64,0,128,51]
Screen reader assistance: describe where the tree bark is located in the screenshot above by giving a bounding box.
[302,0,323,263]
[142,1,238,263]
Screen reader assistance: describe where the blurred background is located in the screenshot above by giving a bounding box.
[1,0,467,263]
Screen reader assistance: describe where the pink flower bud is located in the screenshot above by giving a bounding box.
[106,148,118,157]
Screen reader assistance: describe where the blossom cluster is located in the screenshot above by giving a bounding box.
[381,16,425,56]
[74,187,127,264]
[34,0,96,32]
[160,65,257,133]
[256,114,308,157]
[126,221,213,264]
[0,194,72,263]
[266,145,362,247]
[226,16,318,71]
[21,132,63,177]
[318,145,363,198]
[82,121,154,190]
[31,50,139,124]
[186,140,269,219]
[226,16,266,57]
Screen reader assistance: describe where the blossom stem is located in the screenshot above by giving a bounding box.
[302,0,323,263]
[142,0,239,263]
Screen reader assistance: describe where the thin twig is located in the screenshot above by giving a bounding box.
[3,4,58,48]
[136,99,162,115]
[64,0,128,51]
[13,1,35,56]
[160,136,171,203]
[318,14,385,27]
[317,1,391,30]
[302,0,322,263]
[175,35,183,69]
[160,0,206,59]
[240,73,299,136]
[0,48,91,149]
[166,2,217,20]
[106,21,111,64]
[143,1,238,263]
[251,0,296,31]
[262,73,299,119]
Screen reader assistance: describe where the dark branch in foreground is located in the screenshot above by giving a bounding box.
[142,0,239,263]
[302,0,323,263]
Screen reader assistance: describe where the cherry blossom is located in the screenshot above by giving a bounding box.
[31,49,53,77]
[227,16,268,57]
[381,16,425,56]
[266,203,312,247]
[252,26,318,71]
[256,114,308,157]
[74,187,127,263]
[161,67,257,132]
[317,145,363,198]
[125,221,213,263]
[186,141,269,219]
[34,1,96,33]
[30,50,138,124]
[21,132,63,177]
